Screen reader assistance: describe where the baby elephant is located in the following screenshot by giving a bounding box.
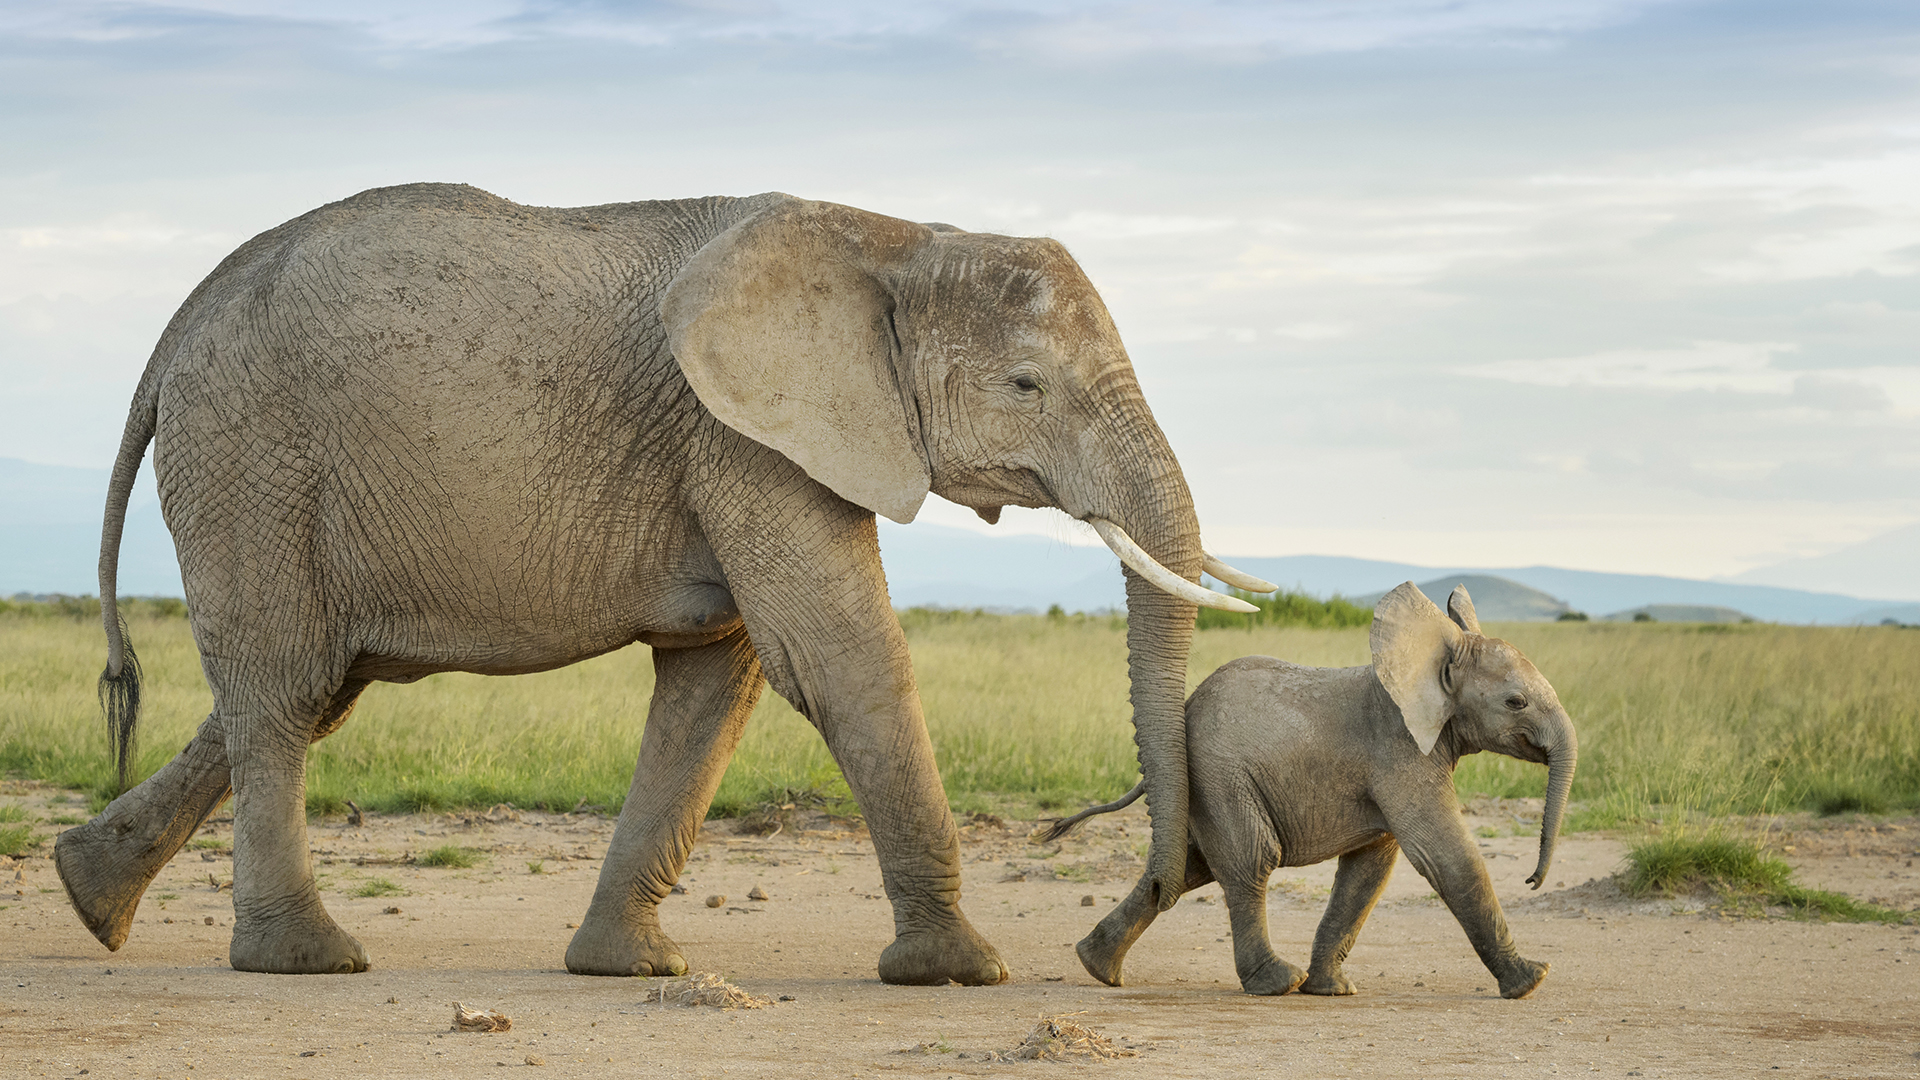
[1052,581,1577,999]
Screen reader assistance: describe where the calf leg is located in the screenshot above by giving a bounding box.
[1300,836,1399,995]
[56,714,234,951]
[1077,843,1212,987]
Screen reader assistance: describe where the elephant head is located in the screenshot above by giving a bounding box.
[661,197,1265,909]
[1370,582,1579,889]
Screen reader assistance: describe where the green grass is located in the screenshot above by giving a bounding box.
[1194,588,1372,631]
[1622,832,1910,923]
[415,845,483,869]
[351,877,404,897]
[0,823,36,856]
[2,600,1917,823]
[0,803,29,823]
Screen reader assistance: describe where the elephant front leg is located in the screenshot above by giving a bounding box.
[56,714,234,951]
[568,630,764,977]
[1395,809,1547,999]
[820,702,1006,986]
[1301,835,1398,996]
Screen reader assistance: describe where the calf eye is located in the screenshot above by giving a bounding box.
[1504,694,1528,711]
[1012,374,1041,393]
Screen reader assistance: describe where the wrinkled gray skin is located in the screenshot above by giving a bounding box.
[55,184,1205,982]
[1060,584,1578,1000]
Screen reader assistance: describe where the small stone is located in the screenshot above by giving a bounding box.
[748,886,770,901]
[525,1055,546,1066]
[1080,895,1095,907]
[705,894,726,908]
[384,906,402,915]
[163,917,173,924]
[203,916,215,925]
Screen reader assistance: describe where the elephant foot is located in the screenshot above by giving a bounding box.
[878,924,1008,986]
[1299,968,1356,996]
[229,907,370,974]
[1497,958,1548,999]
[1239,956,1307,996]
[1076,927,1130,987]
[565,915,689,977]
[55,819,152,952]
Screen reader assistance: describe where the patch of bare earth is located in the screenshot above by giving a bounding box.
[3,780,1916,1078]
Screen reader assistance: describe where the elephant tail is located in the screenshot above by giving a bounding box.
[98,382,158,793]
[1037,780,1146,843]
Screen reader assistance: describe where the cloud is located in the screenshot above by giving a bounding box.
[1,0,1688,56]
[1457,340,1803,393]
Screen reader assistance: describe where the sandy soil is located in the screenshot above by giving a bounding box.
[4,782,1917,1079]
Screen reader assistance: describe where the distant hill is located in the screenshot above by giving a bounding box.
[1603,604,1753,623]
[1351,575,1571,621]
[1728,522,1920,601]
[3,456,1913,626]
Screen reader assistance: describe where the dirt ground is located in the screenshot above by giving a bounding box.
[5,782,1918,1079]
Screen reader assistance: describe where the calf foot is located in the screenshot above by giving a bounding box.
[230,905,369,974]
[1240,956,1308,996]
[566,913,689,977]
[1498,958,1548,999]
[1300,968,1356,996]
[879,922,1008,986]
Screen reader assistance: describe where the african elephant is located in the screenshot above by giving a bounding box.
[1048,582,1578,999]
[55,183,1274,980]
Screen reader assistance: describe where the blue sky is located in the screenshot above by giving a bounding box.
[2,0,1916,580]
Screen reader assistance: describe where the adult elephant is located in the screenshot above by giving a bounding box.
[56,183,1270,981]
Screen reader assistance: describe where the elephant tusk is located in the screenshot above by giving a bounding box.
[1087,518,1259,614]
[1201,553,1277,594]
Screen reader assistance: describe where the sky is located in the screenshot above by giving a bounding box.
[2,0,1917,581]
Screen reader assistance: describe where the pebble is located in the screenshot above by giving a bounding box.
[748,886,770,901]
[1080,895,1095,906]
[706,894,726,908]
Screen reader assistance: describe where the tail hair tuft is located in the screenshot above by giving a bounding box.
[98,614,142,794]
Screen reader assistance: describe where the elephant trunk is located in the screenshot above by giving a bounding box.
[1106,434,1203,913]
[1527,714,1579,889]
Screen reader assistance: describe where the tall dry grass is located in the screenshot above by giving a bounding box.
[2,604,1914,822]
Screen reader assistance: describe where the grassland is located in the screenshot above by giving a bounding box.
[1,602,1915,824]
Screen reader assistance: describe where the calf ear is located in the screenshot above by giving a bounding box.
[1446,584,1481,634]
[1370,582,1464,754]
[663,198,932,524]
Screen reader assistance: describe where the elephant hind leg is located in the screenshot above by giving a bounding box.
[56,714,234,951]
[1077,842,1213,987]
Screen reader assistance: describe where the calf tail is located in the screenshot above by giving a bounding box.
[1038,780,1146,843]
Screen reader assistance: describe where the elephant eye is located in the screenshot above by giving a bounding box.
[1012,374,1041,394]
[1504,694,1528,711]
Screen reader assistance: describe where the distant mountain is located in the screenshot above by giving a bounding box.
[1727,522,1920,602]
[1351,575,1571,621]
[3,455,1912,626]
[0,458,181,596]
[1603,604,1752,623]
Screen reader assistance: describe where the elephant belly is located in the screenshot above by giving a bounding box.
[1271,802,1390,869]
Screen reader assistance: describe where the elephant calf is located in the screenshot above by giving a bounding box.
[1051,581,1577,1000]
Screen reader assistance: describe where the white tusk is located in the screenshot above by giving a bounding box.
[1087,518,1259,614]
[1202,553,1277,594]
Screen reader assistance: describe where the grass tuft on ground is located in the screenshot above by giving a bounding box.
[415,845,484,869]
[351,877,404,897]
[1622,832,1910,923]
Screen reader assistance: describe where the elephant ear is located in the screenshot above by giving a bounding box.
[1446,584,1482,634]
[662,199,932,524]
[1370,582,1464,755]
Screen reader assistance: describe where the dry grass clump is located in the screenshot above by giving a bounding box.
[642,972,770,1009]
[1002,1014,1137,1061]
[451,1002,511,1032]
